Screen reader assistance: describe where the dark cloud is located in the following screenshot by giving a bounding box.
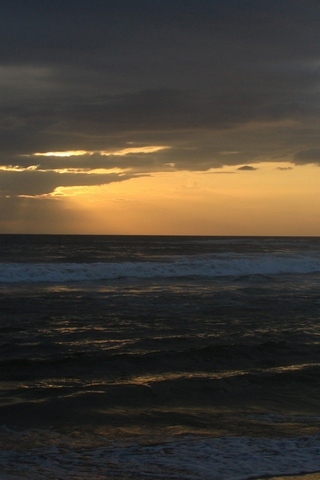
[0,169,142,197]
[237,166,257,171]
[0,0,320,200]
[1,1,320,67]
[294,149,320,164]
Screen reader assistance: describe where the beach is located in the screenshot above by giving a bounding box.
[259,475,320,480]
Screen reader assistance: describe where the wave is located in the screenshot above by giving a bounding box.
[1,252,320,283]
[1,429,320,480]
[2,341,320,382]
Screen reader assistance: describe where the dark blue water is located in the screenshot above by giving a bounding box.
[1,235,320,479]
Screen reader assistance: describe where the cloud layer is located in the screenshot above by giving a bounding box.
[1,0,320,200]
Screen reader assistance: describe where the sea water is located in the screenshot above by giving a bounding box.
[0,235,320,479]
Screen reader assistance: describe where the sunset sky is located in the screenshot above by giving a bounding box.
[1,0,320,235]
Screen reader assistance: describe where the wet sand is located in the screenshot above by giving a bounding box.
[258,473,320,480]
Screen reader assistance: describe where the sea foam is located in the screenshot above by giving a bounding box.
[1,252,320,283]
[1,432,320,479]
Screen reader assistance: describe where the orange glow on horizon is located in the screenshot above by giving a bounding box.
[48,162,320,236]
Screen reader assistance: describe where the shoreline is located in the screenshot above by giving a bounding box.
[257,474,320,480]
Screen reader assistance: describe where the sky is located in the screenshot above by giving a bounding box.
[0,0,320,235]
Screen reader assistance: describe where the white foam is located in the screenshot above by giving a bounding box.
[1,252,320,283]
[1,434,320,479]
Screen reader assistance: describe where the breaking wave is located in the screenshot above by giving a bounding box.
[1,252,320,283]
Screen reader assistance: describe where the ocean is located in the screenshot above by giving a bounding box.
[0,234,320,479]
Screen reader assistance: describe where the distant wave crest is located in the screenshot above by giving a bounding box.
[1,252,320,283]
